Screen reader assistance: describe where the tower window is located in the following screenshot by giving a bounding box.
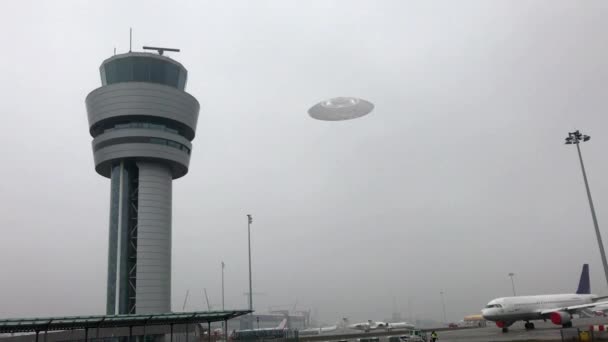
[102,56,187,90]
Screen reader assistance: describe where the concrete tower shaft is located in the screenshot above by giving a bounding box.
[85,52,199,315]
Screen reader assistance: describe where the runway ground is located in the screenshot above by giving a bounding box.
[421,317,607,342]
[300,317,608,342]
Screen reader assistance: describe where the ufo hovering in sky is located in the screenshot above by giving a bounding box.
[308,97,374,121]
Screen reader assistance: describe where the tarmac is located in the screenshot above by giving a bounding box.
[416,318,606,342]
[300,317,608,342]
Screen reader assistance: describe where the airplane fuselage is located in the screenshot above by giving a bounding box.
[348,321,414,332]
[300,325,338,335]
[348,321,386,332]
[387,322,415,330]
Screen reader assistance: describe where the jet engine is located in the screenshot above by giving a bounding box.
[549,311,571,325]
[495,321,514,328]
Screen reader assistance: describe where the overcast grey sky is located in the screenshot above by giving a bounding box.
[1,0,608,325]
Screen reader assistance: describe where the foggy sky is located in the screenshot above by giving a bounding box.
[1,0,608,325]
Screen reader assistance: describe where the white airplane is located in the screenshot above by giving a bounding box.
[348,320,415,332]
[386,322,416,330]
[482,264,608,333]
[299,325,338,335]
[231,318,288,340]
[300,317,352,335]
[348,320,385,332]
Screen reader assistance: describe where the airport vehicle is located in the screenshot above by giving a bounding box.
[357,337,380,342]
[231,318,288,340]
[349,320,415,332]
[481,264,608,333]
[388,330,425,341]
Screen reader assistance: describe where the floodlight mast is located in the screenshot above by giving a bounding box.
[142,46,181,55]
[565,130,608,289]
[508,273,516,296]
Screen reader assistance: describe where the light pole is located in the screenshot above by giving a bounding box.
[508,273,516,296]
[221,261,225,311]
[440,291,447,324]
[565,130,608,288]
[221,261,226,338]
[247,214,253,327]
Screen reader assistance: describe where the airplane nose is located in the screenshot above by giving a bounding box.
[481,309,494,320]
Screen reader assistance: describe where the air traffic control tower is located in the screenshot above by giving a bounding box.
[85,48,199,315]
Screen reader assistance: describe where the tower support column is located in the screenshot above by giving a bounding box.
[107,161,138,314]
[135,162,172,313]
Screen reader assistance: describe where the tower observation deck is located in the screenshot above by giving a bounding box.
[85,50,200,315]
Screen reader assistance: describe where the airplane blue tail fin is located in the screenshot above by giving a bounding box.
[576,264,590,294]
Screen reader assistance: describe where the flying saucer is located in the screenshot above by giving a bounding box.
[308,97,374,121]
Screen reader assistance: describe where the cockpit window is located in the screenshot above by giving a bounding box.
[485,304,502,308]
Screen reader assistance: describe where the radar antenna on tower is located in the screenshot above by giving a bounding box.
[143,46,181,55]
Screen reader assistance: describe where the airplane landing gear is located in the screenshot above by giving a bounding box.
[562,322,573,328]
[502,327,508,333]
[524,322,535,330]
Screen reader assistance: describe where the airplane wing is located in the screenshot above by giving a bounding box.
[299,328,320,335]
[320,325,337,332]
[540,301,608,315]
